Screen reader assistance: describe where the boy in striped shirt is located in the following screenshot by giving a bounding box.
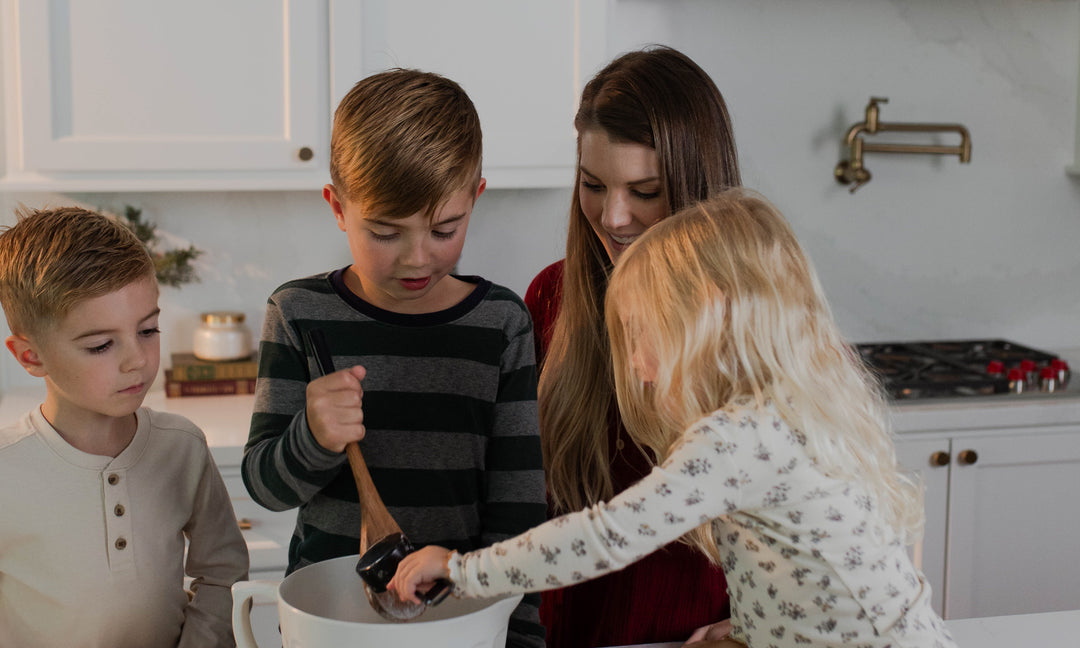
[241,69,546,648]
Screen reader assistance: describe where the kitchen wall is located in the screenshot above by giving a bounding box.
[1,0,1078,391]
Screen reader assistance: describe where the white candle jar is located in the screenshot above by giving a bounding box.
[193,311,252,361]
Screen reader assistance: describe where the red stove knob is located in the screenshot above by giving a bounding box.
[986,360,1005,376]
[1007,368,1025,394]
[1050,359,1071,386]
[1019,359,1038,387]
[1040,366,1058,393]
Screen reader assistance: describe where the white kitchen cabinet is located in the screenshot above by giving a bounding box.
[217,463,296,577]
[895,424,1080,620]
[943,427,1080,619]
[328,0,606,188]
[893,435,950,616]
[0,0,330,191]
[218,462,292,646]
[0,0,606,191]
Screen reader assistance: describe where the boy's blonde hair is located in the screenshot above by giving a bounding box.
[330,68,482,220]
[0,206,155,336]
[606,189,923,562]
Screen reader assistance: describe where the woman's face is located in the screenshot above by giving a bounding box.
[578,130,668,264]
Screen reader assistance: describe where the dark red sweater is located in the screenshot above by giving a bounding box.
[525,260,730,648]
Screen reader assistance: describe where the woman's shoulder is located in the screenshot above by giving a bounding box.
[524,259,565,310]
[524,260,565,358]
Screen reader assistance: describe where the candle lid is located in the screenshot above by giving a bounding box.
[200,311,245,325]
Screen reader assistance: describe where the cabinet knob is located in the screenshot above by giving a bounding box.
[929,451,950,467]
[956,449,979,465]
[297,146,314,162]
[237,517,253,530]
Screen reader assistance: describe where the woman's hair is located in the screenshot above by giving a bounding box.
[606,190,924,561]
[540,45,741,512]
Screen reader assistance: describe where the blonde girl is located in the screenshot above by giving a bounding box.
[390,190,956,648]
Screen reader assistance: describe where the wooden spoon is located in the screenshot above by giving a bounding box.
[347,442,402,556]
[305,328,426,621]
[346,441,430,621]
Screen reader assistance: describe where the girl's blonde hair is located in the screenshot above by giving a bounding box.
[605,190,923,562]
[540,46,741,513]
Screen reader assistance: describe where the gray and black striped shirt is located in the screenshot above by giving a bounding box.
[242,269,547,647]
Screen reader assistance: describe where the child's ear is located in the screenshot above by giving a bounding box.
[5,335,47,377]
[323,184,348,232]
[474,177,487,202]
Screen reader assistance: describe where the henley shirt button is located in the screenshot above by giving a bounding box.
[115,537,127,550]
[114,504,125,517]
[107,473,119,485]
[616,438,625,450]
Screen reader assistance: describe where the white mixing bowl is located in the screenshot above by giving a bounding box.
[233,555,522,647]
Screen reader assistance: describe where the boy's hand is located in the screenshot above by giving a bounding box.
[306,365,367,453]
[387,545,454,605]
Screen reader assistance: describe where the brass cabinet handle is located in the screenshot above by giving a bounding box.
[929,451,950,467]
[956,449,979,465]
[237,517,253,530]
[297,147,314,162]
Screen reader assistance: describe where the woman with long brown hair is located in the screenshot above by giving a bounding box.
[525,45,742,647]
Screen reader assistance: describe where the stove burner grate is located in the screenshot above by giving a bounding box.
[855,339,1062,400]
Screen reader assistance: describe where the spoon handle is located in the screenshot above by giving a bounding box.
[304,328,402,553]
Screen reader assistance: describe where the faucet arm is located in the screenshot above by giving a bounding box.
[835,97,971,193]
[844,122,869,149]
[834,137,871,192]
[863,122,972,163]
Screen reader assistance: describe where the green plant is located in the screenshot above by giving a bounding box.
[118,205,203,288]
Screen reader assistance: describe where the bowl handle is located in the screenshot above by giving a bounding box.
[231,580,281,648]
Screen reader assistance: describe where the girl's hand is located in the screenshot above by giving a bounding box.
[305,365,367,453]
[683,619,733,645]
[387,545,454,604]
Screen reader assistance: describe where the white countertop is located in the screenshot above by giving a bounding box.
[3,376,1080,464]
[0,386,255,466]
[890,388,1080,433]
[605,608,1080,648]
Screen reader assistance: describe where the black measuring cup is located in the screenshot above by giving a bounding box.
[355,532,453,605]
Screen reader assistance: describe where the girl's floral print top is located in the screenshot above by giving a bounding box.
[449,403,956,648]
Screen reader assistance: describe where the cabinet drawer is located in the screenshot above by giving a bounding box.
[219,468,295,573]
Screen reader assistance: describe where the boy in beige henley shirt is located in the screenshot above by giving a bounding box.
[0,207,248,648]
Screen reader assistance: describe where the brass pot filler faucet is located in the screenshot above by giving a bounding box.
[834,97,971,193]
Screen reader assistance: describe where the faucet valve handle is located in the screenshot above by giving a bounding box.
[866,97,888,132]
[848,166,871,193]
[834,160,872,192]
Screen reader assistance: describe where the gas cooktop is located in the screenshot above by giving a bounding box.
[855,339,1070,401]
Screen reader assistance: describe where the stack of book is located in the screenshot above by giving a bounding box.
[165,352,259,397]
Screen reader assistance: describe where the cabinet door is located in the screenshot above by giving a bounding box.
[946,428,1080,619]
[219,467,296,574]
[7,0,327,181]
[894,435,951,617]
[329,0,607,188]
